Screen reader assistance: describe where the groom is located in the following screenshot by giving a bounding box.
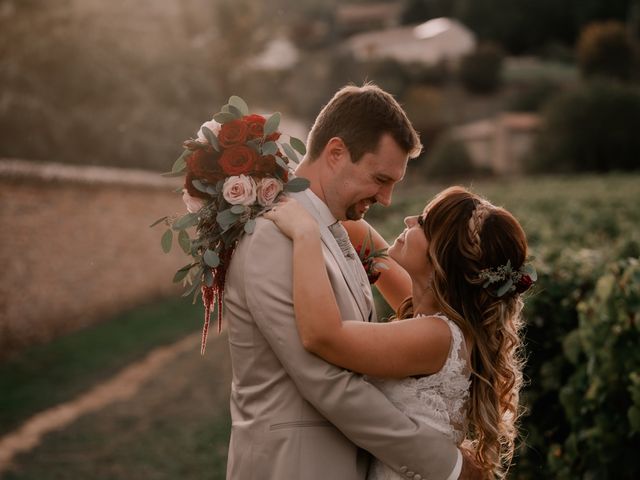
[223,85,465,479]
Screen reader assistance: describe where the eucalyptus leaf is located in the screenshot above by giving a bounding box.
[221,105,230,113]
[229,95,249,115]
[173,267,191,283]
[149,216,168,228]
[178,229,191,254]
[230,205,246,214]
[496,279,514,297]
[246,138,262,152]
[217,209,239,229]
[182,274,202,297]
[290,136,307,155]
[203,249,220,268]
[173,212,199,230]
[244,219,256,234]
[523,263,538,281]
[228,105,243,119]
[281,143,299,163]
[284,177,311,193]
[161,170,187,178]
[206,185,218,196]
[275,156,289,170]
[213,112,236,124]
[171,149,190,173]
[161,229,173,253]
[264,112,281,136]
[262,141,278,156]
[192,179,209,193]
[202,126,220,151]
[204,267,214,287]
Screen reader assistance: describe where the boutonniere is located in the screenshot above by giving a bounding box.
[355,229,389,284]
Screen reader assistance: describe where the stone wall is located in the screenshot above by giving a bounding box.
[0,160,191,358]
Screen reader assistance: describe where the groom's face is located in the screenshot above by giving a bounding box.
[326,134,408,221]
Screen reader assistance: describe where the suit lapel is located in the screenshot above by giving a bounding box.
[290,192,371,322]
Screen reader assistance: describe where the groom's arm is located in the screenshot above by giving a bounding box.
[243,219,461,480]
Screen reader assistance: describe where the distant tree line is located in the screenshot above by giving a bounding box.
[401,0,637,55]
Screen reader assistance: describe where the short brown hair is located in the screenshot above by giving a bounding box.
[306,84,422,162]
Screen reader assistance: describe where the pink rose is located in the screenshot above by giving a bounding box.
[222,175,257,206]
[182,189,205,213]
[196,119,221,144]
[256,177,283,206]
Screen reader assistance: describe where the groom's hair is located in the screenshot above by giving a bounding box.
[306,83,422,163]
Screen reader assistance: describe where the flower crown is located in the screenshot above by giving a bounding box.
[152,96,309,354]
[478,259,537,297]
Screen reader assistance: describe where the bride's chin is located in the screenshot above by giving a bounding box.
[387,244,400,262]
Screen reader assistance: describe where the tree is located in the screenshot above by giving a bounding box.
[577,20,636,81]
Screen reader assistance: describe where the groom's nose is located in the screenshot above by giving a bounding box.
[375,184,393,207]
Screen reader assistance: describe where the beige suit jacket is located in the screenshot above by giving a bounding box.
[224,191,458,480]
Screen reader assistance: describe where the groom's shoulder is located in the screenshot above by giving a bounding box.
[241,216,290,251]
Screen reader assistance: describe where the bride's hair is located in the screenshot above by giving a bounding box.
[395,186,527,478]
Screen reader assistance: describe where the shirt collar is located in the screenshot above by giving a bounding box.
[301,188,337,228]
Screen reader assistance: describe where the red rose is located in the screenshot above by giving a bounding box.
[218,119,248,148]
[186,149,225,183]
[184,172,208,199]
[516,274,533,293]
[219,145,258,175]
[242,114,281,142]
[254,154,278,176]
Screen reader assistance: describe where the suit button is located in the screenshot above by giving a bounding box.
[406,472,414,477]
[414,475,422,480]
[399,466,408,473]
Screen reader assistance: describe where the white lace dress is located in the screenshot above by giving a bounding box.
[366,313,471,480]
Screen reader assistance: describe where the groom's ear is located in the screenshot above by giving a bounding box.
[325,137,349,170]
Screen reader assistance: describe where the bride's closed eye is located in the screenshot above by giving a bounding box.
[417,215,425,227]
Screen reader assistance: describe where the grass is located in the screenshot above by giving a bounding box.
[4,332,232,480]
[0,297,204,435]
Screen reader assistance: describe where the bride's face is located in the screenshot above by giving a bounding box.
[388,209,431,278]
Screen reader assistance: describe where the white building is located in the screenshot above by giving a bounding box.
[345,17,476,65]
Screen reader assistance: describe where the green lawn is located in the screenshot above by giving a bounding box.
[0,297,204,435]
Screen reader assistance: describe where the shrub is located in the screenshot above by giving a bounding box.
[459,43,504,94]
[530,81,640,172]
[551,258,640,478]
[507,79,561,112]
[577,20,636,81]
[419,135,481,179]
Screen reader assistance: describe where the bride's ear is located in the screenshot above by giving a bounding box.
[324,137,349,170]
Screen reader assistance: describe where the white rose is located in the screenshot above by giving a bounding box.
[222,175,257,206]
[182,189,205,213]
[196,118,221,143]
[257,178,283,206]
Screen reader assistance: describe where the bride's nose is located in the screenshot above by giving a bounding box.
[404,216,414,227]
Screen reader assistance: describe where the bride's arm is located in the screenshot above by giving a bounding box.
[265,199,451,379]
[342,219,412,312]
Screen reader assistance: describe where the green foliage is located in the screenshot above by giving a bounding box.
[531,81,640,172]
[420,135,483,179]
[546,258,640,477]
[459,43,504,94]
[507,80,562,112]
[577,20,636,81]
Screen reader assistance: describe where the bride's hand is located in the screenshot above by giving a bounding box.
[263,197,319,241]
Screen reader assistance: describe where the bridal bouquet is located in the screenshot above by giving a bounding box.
[152,96,309,353]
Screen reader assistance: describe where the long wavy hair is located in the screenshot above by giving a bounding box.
[396,186,527,478]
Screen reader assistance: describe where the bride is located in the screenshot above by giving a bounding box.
[265,186,533,479]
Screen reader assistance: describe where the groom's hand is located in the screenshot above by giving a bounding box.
[458,441,484,480]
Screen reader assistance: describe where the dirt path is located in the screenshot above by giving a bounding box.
[0,332,202,473]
